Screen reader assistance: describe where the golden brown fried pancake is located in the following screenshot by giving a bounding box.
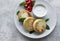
[18,10,32,20]
[23,17,35,31]
[33,19,46,33]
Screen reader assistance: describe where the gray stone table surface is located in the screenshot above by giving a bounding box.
[0,0,60,41]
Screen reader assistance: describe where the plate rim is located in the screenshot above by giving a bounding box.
[14,0,57,39]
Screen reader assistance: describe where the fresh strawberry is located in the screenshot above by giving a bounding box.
[26,6,32,12]
[26,0,32,4]
[26,0,29,2]
[25,0,35,12]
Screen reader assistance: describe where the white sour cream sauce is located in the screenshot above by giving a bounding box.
[33,5,47,17]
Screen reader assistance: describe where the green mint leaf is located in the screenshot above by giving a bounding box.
[17,11,20,15]
[29,30,35,34]
[19,18,25,22]
[20,2,26,6]
[45,18,49,22]
[46,24,50,30]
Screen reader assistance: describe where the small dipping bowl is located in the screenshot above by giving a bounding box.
[32,3,48,17]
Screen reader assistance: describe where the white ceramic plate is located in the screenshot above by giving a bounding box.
[14,0,57,39]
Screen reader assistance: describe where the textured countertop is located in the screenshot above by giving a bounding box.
[0,0,60,41]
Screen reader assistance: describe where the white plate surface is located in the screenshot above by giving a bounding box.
[14,0,57,39]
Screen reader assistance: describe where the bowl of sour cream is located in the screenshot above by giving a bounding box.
[32,2,48,17]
